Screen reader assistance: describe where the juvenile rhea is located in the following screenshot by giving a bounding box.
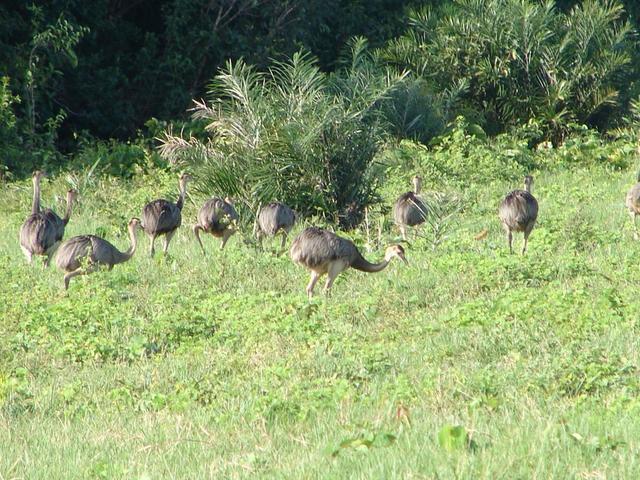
[625,173,640,239]
[290,226,408,299]
[19,170,77,265]
[55,218,142,290]
[393,175,427,241]
[141,173,192,256]
[498,175,539,254]
[193,197,239,254]
[256,202,295,252]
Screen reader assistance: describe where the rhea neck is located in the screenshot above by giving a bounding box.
[119,224,139,263]
[413,178,422,195]
[524,181,533,193]
[176,180,188,210]
[63,192,74,225]
[32,175,42,215]
[351,253,391,273]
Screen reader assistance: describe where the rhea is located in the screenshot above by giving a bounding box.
[256,201,295,252]
[55,218,142,290]
[626,174,640,239]
[290,226,408,299]
[141,173,192,256]
[498,175,539,254]
[19,170,77,265]
[393,175,427,241]
[193,197,239,254]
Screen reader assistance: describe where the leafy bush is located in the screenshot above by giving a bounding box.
[0,76,21,178]
[381,117,534,188]
[160,39,406,228]
[382,0,635,142]
[71,137,166,178]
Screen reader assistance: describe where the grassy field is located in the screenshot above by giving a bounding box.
[2,159,640,478]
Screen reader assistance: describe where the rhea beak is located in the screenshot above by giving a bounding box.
[398,252,408,265]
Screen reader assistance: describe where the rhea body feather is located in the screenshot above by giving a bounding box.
[393,176,427,240]
[290,227,406,299]
[257,202,295,237]
[625,182,640,239]
[290,227,388,274]
[193,197,238,253]
[141,174,190,255]
[19,174,75,263]
[55,235,132,271]
[142,199,182,235]
[626,183,640,213]
[393,192,427,227]
[55,219,140,289]
[498,190,538,232]
[196,198,238,236]
[498,176,538,254]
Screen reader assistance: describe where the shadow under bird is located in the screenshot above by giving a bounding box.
[255,201,296,252]
[498,175,539,254]
[19,170,77,266]
[193,197,239,254]
[626,173,640,239]
[290,226,408,299]
[141,173,192,256]
[393,175,427,241]
[55,217,142,290]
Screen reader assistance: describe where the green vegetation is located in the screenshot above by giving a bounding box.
[160,40,404,228]
[2,130,640,477]
[3,0,640,477]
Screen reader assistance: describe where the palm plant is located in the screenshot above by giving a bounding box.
[159,39,406,229]
[381,0,635,142]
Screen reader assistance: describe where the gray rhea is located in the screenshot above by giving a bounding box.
[290,226,408,299]
[141,173,192,256]
[193,197,239,254]
[55,218,142,290]
[625,176,640,238]
[256,201,296,252]
[498,175,539,254]
[393,175,427,241]
[19,170,77,266]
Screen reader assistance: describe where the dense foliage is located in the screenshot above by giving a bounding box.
[382,0,638,143]
[0,0,422,172]
[160,40,404,228]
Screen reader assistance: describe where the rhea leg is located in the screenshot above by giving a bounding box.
[163,230,176,254]
[630,211,639,240]
[44,241,60,268]
[220,229,234,250]
[149,234,157,257]
[306,271,321,300]
[507,230,513,254]
[21,247,33,264]
[279,231,288,254]
[522,224,534,255]
[324,261,347,297]
[399,225,407,241]
[63,269,85,290]
[64,264,99,289]
[193,225,207,255]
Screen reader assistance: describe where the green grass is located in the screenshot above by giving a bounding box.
[2,163,640,478]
